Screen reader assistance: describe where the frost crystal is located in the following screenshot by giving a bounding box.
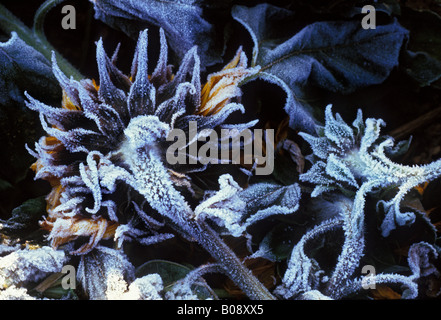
[0,246,67,289]
[24,26,275,300]
[26,28,258,255]
[106,273,164,300]
[300,104,441,236]
[0,286,36,300]
[77,246,135,300]
[124,274,164,300]
[276,105,441,299]
[195,174,301,237]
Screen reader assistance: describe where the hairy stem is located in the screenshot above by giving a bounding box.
[193,221,276,300]
[127,147,275,300]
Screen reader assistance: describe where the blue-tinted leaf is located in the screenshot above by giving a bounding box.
[92,0,221,68]
[0,32,60,183]
[233,4,409,132]
[240,181,301,218]
[231,4,294,67]
[0,32,59,107]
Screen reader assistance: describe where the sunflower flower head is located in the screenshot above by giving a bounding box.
[25,29,259,255]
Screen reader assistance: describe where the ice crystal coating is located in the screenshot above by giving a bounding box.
[0,246,67,289]
[122,274,164,300]
[77,246,135,300]
[106,272,164,300]
[26,28,259,255]
[0,286,36,300]
[275,105,441,299]
[195,174,301,237]
[276,196,439,299]
[299,104,441,236]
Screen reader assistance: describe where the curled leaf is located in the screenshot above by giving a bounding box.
[92,0,221,68]
[233,4,409,132]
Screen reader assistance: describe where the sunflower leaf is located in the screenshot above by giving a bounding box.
[0,32,60,184]
[91,0,222,68]
[233,4,409,132]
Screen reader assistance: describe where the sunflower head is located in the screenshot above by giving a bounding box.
[26,28,259,255]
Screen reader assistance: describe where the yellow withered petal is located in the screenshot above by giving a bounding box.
[62,90,81,111]
[198,47,255,116]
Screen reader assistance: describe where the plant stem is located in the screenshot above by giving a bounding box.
[193,221,276,300]
[33,0,67,42]
[131,149,276,300]
[0,3,83,80]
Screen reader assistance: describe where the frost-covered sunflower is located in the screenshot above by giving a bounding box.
[25,29,259,255]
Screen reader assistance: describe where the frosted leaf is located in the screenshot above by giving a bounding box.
[0,246,67,289]
[128,30,157,118]
[77,246,134,300]
[275,218,343,299]
[240,181,301,211]
[92,0,221,68]
[132,202,164,229]
[52,196,85,216]
[195,175,301,237]
[359,118,385,155]
[300,161,334,186]
[351,109,364,136]
[239,181,301,230]
[79,152,102,214]
[76,84,125,137]
[24,93,81,131]
[0,285,36,300]
[334,243,439,299]
[297,132,331,160]
[96,39,127,109]
[123,274,164,300]
[311,185,336,198]
[194,174,246,237]
[299,290,333,300]
[378,199,416,237]
[323,105,354,150]
[407,242,439,280]
[300,104,441,236]
[325,154,358,188]
[340,273,419,299]
[106,272,164,300]
[233,5,407,133]
[150,29,170,87]
[114,223,173,249]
